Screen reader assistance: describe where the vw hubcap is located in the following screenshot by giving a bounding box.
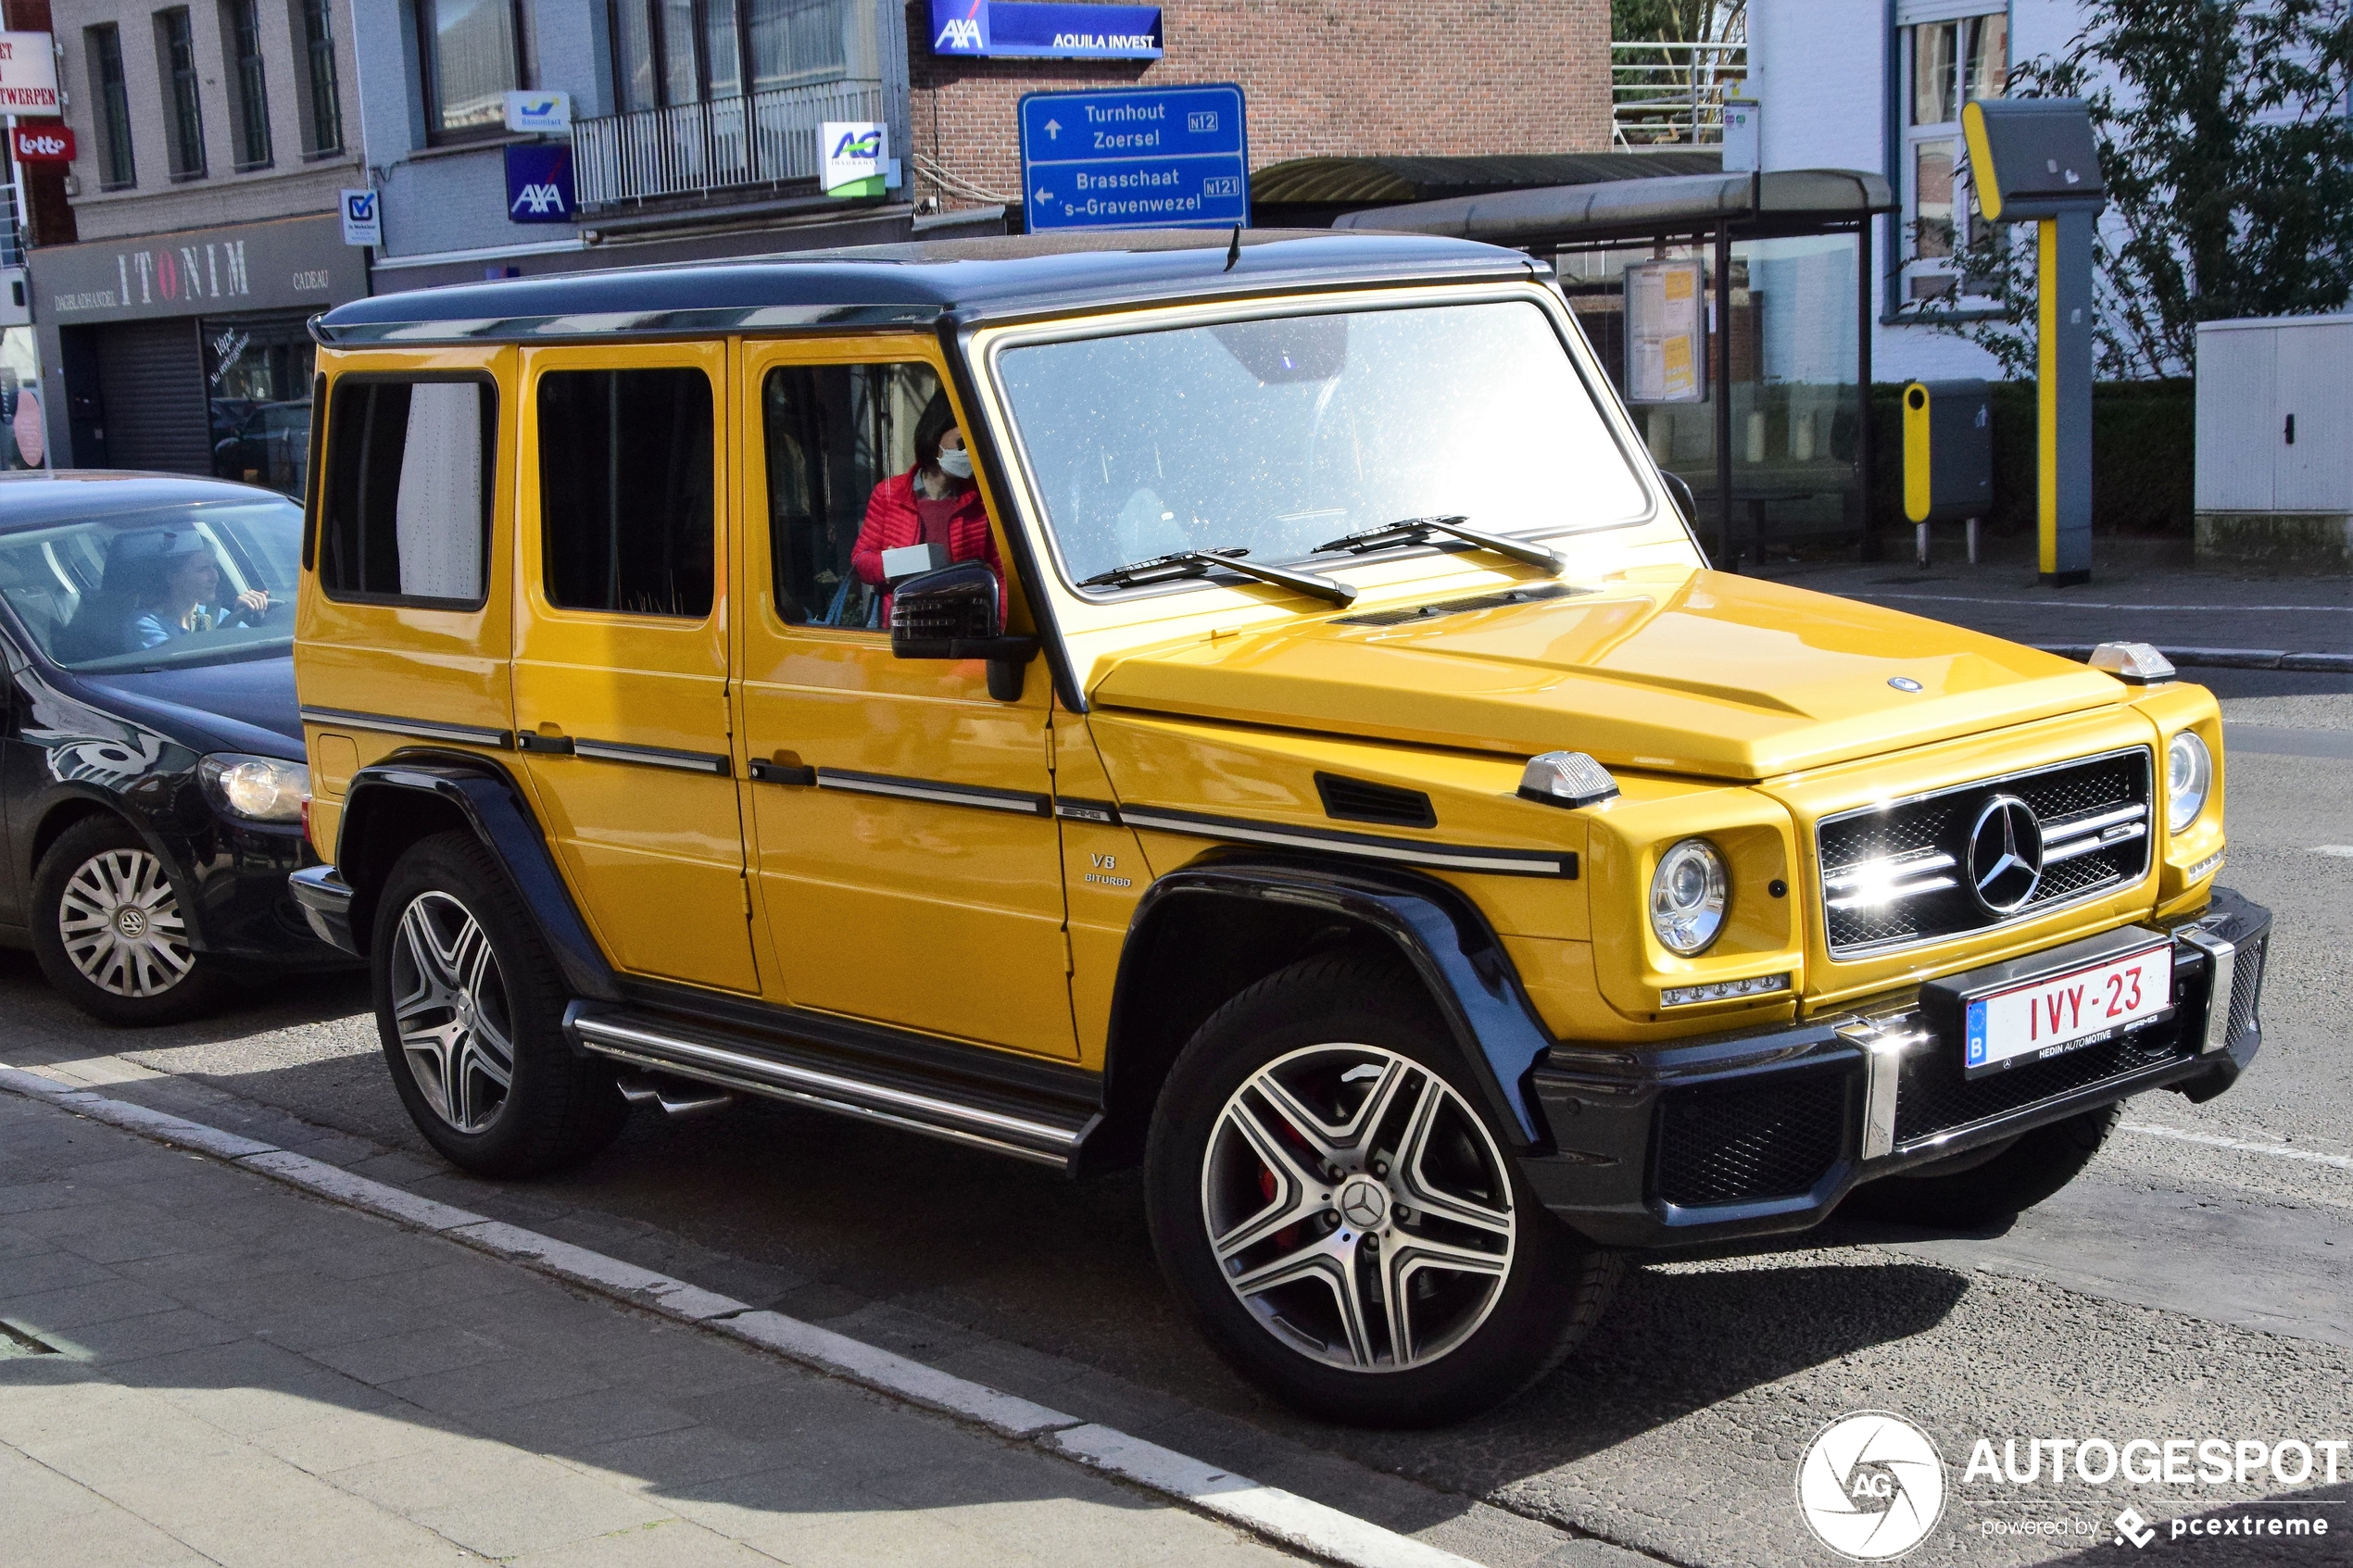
[390,892,514,1135]
[58,849,194,997]
[1202,1044,1516,1373]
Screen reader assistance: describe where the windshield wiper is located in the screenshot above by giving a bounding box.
[1079,547,1358,608]
[1314,515,1566,575]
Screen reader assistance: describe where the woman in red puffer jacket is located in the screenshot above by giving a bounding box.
[851,414,1002,623]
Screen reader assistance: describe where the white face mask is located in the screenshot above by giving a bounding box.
[936,445,973,480]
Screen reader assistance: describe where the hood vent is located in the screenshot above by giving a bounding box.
[1332,581,1586,628]
[1315,771,1437,829]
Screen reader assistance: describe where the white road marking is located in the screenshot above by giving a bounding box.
[2309,846,2353,858]
[2121,1122,2353,1172]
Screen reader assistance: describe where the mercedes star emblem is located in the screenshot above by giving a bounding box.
[1966,795,2045,913]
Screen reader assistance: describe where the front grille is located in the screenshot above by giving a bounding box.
[1655,1072,1849,1207]
[1819,748,2153,957]
[2226,934,2268,1045]
[1894,1026,2189,1147]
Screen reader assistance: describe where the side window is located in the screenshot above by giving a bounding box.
[318,378,494,606]
[761,361,943,629]
[537,368,714,618]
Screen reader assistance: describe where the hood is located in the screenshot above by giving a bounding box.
[1088,569,2124,782]
[72,655,304,760]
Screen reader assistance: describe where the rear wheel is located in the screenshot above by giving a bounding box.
[1842,1102,2123,1228]
[31,816,227,1025]
[1146,955,1620,1427]
[372,832,625,1176]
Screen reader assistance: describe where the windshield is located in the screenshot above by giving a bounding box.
[0,500,303,672]
[994,299,1653,591]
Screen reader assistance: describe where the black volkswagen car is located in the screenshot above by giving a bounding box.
[0,471,346,1023]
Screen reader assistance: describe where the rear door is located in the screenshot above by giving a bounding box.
[510,342,760,996]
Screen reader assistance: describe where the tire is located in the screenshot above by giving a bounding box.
[1145,955,1621,1427]
[30,816,229,1026]
[372,831,626,1177]
[1841,1101,2123,1229]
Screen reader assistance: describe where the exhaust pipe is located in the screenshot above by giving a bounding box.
[614,1069,736,1119]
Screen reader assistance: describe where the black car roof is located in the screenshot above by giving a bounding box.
[314,229,1542,346]
[0,471,298,532]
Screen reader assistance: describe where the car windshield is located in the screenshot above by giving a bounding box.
[0,500,303,672]
[993,299,1653,592]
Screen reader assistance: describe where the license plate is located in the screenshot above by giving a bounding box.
[1963,943,2174,1078]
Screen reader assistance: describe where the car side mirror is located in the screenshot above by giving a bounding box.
[889,562,1039,702]
[1660,470,1698,528]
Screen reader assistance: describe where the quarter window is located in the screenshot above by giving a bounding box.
[761,361,941,629]
[537,369,714,619]
[318,379,495,606]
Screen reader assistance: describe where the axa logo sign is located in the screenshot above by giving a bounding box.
[933,0,988,52]
[503,144,575,224]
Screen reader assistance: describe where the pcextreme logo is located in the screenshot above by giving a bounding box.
[1796,1411,1949,1560]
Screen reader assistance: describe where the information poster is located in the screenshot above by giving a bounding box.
[1625,259,1706,404]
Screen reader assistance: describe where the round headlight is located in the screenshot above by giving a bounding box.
[1650,837,1729,956]
[2166,730,2212,834]
[199,754,310,822]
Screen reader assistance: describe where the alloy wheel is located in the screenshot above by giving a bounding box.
[390,891,515,1135]
[1201,1043,1516,1372]
[57,848,195,998]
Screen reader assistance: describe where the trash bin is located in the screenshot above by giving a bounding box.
[1902,379,1993,564]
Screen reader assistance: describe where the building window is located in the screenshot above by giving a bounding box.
[609,0,846,112]
[295,0,344,153]
[157,7,208,178]
[224,0,272,169]
[87,26,137,188]
[417,0,529,142]
[1898,8,2006,307]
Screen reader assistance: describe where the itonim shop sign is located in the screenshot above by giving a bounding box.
[30,215,367,324]
[928,0,1162,59]
[0,32,58,111]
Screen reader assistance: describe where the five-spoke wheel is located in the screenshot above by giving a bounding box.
[388,890,515,1135]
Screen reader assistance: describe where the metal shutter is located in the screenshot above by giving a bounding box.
[94,319,211,475]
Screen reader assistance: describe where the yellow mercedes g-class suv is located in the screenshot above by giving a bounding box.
[291,230,2268,1427]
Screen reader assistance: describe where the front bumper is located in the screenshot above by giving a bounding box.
[1519,886,2271,1248]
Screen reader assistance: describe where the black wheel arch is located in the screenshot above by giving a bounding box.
[1088,849,1560,1176]
[331,749,620,1003]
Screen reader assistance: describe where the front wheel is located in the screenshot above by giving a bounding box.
[30,816,227,1025]
[1146,956,1619,1427]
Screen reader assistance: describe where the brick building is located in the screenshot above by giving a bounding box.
[908,1,1613,218]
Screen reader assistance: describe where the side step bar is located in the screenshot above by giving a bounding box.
[563,1002,1096,1170]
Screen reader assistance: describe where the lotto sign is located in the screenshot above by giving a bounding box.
[9,123,72,162]
[822,122,887,197]
[0,32,58,111]
[504,144,575,223]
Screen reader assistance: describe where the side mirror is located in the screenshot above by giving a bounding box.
[889,562,1039,702]
[1659,470,1698,528]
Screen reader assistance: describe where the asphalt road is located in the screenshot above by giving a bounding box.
[6,669,2350,1568]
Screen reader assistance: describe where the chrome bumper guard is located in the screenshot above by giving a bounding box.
[1521,886,2271,1248]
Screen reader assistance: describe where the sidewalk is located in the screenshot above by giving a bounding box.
[0,1089,1304,1568]
[1759,533,2353,660]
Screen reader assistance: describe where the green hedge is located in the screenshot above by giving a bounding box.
[1868,379,2195,537]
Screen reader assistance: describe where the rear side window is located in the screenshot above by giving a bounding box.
[317,377,495,607]
[537,368,714,619]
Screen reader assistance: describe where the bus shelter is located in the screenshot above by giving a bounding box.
[1335,169,1894,570]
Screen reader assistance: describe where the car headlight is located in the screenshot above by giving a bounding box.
[199,754,309,822]
[1650,837,1729,956]
[2166,730,2212,834]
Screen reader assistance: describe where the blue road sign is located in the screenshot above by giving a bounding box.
[1018,84,1248,232]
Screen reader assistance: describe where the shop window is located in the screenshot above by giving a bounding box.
[156,7,207,179]
[319,378,496,607]
[207,316,316,496]
[87,26,137,189]
[1897,6,2006,307]
[417,0,529,142]
[537,369,714,619]
[223,0,272,169]
[761,361,940,629]
[609,0,845,111]
[293,0,343,154]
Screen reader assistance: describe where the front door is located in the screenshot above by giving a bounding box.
[510,343,759,995]
[734,341,1075,1059]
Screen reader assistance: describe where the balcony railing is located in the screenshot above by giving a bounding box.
[1612,39,1747,148]
[573,78,887,209]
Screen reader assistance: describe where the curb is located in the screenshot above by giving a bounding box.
[2035,645,2353,673]
[0,1066,1483,1568]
